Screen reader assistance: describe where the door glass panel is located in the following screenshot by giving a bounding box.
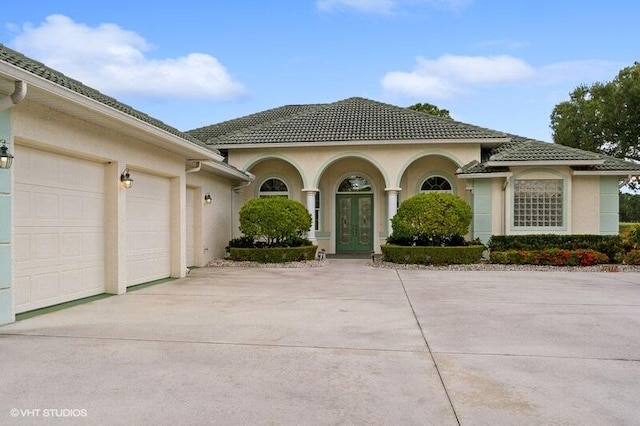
[358,197,371,245]
[339,197,352,245]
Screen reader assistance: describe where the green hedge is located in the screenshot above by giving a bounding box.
[381,245,484,265]
[490,249,609,266]
[229,246,317,263]
[488,234,624,262]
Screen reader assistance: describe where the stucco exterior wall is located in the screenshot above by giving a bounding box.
[228,143,480,189]
[227,143,481,253]
[185,172,236,262]
[572,175,600,234]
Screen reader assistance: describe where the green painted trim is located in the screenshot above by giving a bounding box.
[126,277,174,292]
[600,176,619,235]
[15,293,113,321]
[472,179,493,243]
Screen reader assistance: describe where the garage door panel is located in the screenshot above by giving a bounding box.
[14,146,105,313]
[126,172,171,286]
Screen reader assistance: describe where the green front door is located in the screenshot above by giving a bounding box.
[336,194,373,253]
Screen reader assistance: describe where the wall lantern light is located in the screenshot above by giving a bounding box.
[0,139,14,170]
[120,168,134,189]
[204,193,213,204]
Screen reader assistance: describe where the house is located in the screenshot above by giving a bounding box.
[188,96,640,254]
[0,44,252,325]
[2,44,639,325]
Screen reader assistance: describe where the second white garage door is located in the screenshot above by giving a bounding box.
[126,172,171,286]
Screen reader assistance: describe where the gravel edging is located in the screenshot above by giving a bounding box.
[207,259,328,268]
[206,258,640,272]
[368,261,640,272]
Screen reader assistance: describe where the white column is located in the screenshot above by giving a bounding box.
[105,161,127,295]
[385,188,401,236]
[303,189,318,241]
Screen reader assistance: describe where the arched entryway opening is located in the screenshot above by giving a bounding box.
[336,175,374,253]
[315,156,386,254]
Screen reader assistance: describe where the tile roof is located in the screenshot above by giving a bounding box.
[191,97,511,145]
[459,140,640,175]
[488,138,604,162]
[188,104,323,141]
[0,44,215,152]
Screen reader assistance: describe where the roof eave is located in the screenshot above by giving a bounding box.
[0,62,223,163]
[456,172,513,179]
[572,170,640,176]
[214,137,512,150]
[202,161,252,181]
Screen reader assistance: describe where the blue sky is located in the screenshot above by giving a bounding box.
[1,1,637,141]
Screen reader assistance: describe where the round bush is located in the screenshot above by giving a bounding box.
[239,197,312,246]
[390,193,472,246]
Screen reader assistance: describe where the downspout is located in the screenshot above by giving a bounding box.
[0,81,27,112]
[502,176,510,235]
[185,161,202,174]
[232,171,255,193]
[230,172,255,241]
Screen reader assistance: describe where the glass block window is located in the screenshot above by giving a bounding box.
[421,176,452,193]
[513,179,563,227]
[259,178,288,198]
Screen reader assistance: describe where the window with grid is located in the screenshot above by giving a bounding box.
[259,178,289,198]
[420,176,452,193]
[513,179,563,227]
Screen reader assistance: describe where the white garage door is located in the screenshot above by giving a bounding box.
[186,187,195,267]
[13,146,105,313]
[126,172,171,286]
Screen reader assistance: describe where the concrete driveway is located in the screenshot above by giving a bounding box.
[1,260,639,425]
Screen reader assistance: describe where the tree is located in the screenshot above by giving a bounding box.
[551,62,640,162]
[239,197,311,246]
[407,102,452,119]
[620,193,640,222]
[389,193,472,246]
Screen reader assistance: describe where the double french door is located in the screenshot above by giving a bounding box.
[336,194,373,253]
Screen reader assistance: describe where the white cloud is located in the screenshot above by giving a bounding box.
[9,14,246,99]
[382,54,549,99]
[317,0,471,14]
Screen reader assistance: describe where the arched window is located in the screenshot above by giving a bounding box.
[259,178,289,198]
[338,175,372,193]
[420,176,452,193]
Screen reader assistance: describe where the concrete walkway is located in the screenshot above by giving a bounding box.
[1,260,639,425]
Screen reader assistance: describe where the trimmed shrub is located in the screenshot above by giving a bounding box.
[623,250,640,265]
[488,234,624,263]
[230,246,317,263]
[490,249,609,266]
[239,197,312,246]
[381,245,484,265]
[389,193,472,246]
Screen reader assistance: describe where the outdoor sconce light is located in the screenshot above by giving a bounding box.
[204,193,213,204]
[0,139,14,170]
[120,168,134,189]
